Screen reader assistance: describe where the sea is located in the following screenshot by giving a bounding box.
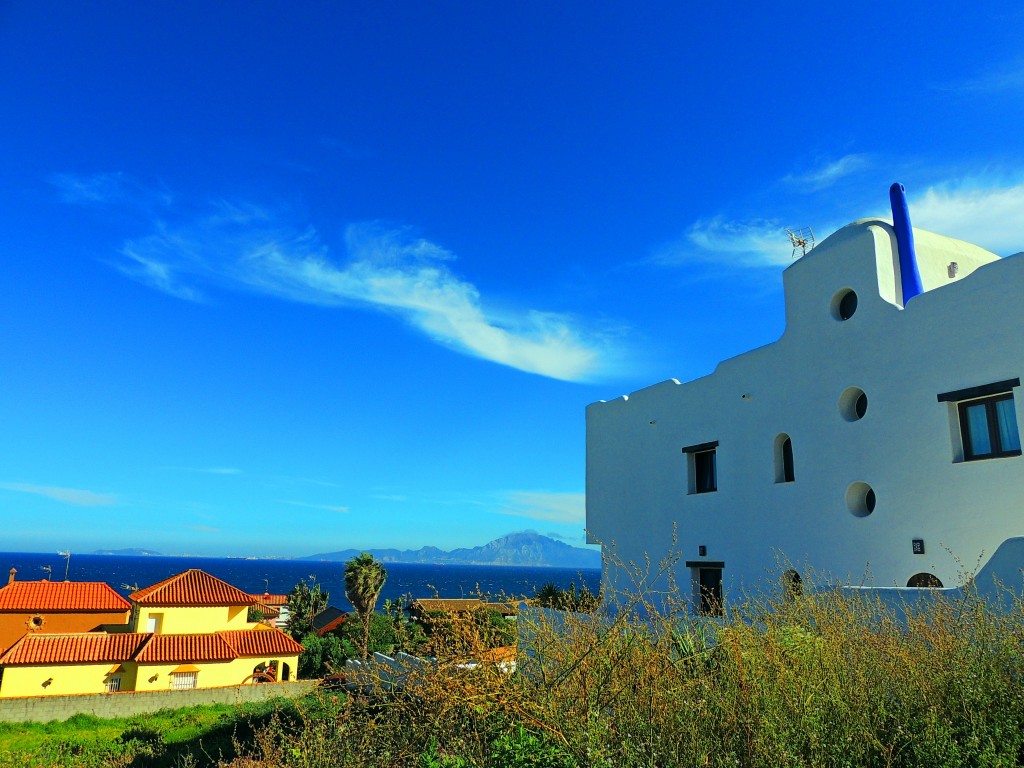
[0,552,600,612]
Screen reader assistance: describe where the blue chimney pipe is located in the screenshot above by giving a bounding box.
[889,182,923,305]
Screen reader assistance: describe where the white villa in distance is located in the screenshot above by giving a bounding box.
[586,185,1024,614]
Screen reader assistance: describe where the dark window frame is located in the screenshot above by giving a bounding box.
[683,441,718,494]
[957,392,1022,461]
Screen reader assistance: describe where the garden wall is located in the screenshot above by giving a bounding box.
[0,679,317,723]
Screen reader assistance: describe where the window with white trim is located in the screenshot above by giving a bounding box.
[938,379,1022,461]
[105,676,122,692]
[170,671,198,690]
[683,441,718,494]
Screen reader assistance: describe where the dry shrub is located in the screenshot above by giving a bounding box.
[227,553,1024,768]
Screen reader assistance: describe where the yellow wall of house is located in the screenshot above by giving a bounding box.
[0,654,299,698]
[134,605,252,634]
[130,654,300,691]
[0,662,124,698]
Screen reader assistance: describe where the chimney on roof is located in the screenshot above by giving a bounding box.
[7,568,15,585]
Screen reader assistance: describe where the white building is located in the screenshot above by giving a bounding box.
[586,202,1024,614]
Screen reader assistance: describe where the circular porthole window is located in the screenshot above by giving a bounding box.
[846,482,876,517]
[27,614,45,630]
[830,289,858,321]
[838,387,868,421]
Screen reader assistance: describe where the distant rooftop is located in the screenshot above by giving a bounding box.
[0,580,131,613]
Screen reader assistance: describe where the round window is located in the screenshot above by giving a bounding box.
[830,289,858,321]
[846,482,876,517]
[838,387,868,422]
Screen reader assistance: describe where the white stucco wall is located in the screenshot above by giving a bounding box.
[586,219,1024,608]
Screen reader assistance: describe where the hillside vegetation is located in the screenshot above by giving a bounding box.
[6,561,1024,767]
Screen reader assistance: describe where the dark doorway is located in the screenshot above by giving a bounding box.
[698,568,723,616]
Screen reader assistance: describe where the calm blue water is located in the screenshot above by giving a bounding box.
[0,552,600,612]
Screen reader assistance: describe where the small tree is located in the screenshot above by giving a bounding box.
[298,631,346,679]
[344,553,387,659]
[285,577,329,639]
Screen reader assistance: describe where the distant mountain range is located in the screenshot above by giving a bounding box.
[302,532,600,569]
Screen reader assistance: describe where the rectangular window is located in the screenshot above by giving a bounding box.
[170,672,197,690]
[683,441,718,494]
[958,393,1021,460]
[105,676,121,693]
[938,380,1021,462]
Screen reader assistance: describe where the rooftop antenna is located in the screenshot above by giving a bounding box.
[39,565,52,579]
[120,582,141,592]
[785,226,815,258]
[58,551,71,581]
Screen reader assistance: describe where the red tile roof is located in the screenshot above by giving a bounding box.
[133,633,235,663]
[0,633,148,665]
[220,628,304,657]
[0,581,131,612]
[250,593,289,606]
[251,601,281,619]
[130,570,256,607]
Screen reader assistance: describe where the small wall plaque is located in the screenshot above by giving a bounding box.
[698,545,707,557]
[912,539,925,555]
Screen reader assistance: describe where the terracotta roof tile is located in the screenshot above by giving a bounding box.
[130,570,256,607]
[250,593,289,606]
[219,628,304,656]
[0,581,131,612]
[0,633,148,665]
[133,633,236,663]
[252,601,281,619]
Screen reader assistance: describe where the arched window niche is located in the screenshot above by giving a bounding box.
[774,433,795,483]
[907,573,943,588]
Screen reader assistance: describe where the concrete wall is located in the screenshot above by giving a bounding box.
[0,679,316,723]
[587,219,1024,608]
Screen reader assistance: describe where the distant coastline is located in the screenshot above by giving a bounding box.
[77,532,600,570]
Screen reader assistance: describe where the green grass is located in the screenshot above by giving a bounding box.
[0,698,301,767]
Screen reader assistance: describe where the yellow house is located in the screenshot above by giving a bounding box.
[0,569,303,698]
[129,569,257,633]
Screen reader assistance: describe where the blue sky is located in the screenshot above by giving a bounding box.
[2,2,1023,557]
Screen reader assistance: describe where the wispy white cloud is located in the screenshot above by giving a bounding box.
[57,177,623,383]
[902,181,1024,255]
[495,491,585,524]
[936,60,1024,93]
[784,154,871,191]
[0,483,117,507]
[661,172,1024,272]
[280,500,350,513]
[164,466,243,475]
[656,217,794,270]
[118,244,207,303]
[49,172,172,211]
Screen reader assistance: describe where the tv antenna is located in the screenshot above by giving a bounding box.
[40,565,52,579]
[785,226,815,258]
[58,551,71,581]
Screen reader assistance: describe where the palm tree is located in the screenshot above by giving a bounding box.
[344,553,387,659]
